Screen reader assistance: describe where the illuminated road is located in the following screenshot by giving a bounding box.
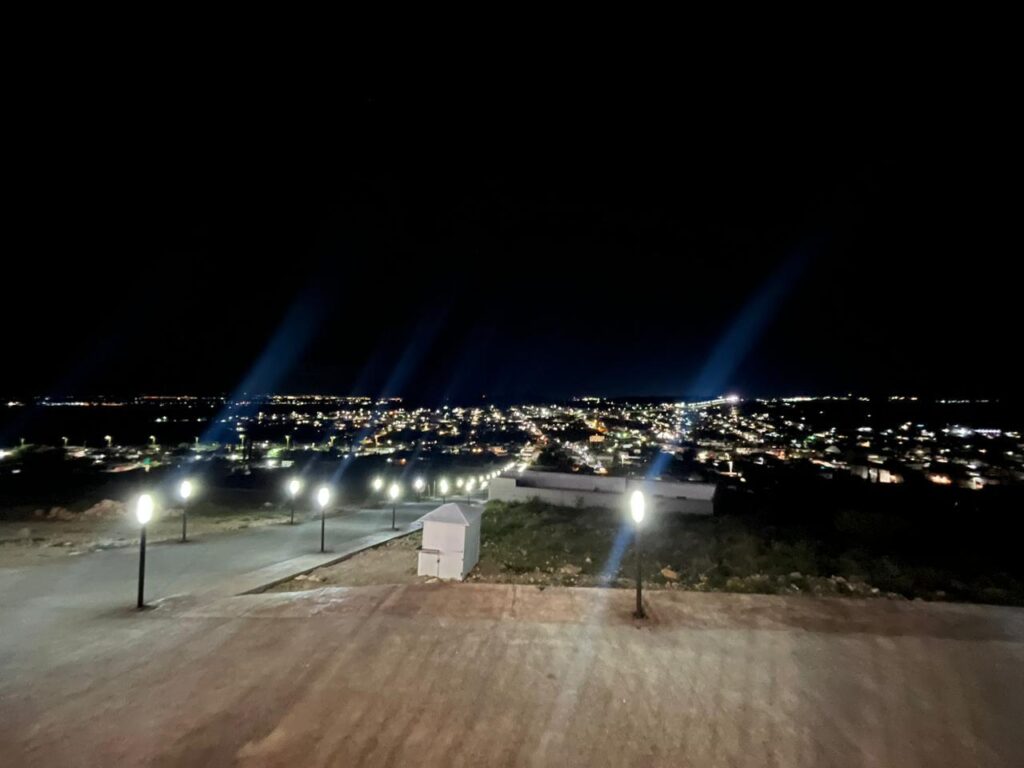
[2,584,1022,766]
[0,500,447,685]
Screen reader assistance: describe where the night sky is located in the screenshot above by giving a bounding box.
[6,90,1018,403]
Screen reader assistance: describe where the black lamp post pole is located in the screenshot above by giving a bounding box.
[634,523,645,619]
[320,505,326,552]
[137,524,147,609]
[181,500,188,542]
[391,503,396,531]
[289,497,295,525]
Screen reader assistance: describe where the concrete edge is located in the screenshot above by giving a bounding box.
[194,522,423,599]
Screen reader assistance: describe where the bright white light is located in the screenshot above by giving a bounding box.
[630,490,645,524]
[372,476,383,491]
[388,482,400,500]
[136,494,154,524]
[413,477,425,491]
[179,479,193,500]
[466,478,476,492]
[317,486,330,508]
[456,477,464,488]
[439,478,450,495]
[288,478,301,497]
[725,394,740,404]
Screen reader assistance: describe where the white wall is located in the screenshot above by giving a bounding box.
[487,474,715,515]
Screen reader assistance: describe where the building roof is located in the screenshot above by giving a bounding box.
[418,503,482,526]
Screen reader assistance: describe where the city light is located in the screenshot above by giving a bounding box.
[179,480,193,500]
[136,494,153,524]
[630,490,645,523]
[288,478,301,497]
[372,476,384,492]
[630,489,646,619]
[388,482,400,501]
[413,477,425,492]
[316,485,330,552]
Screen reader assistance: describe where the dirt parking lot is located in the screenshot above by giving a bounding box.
[3,583,1022,766]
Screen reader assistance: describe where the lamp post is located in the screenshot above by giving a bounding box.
[413,477,425,500]
[388,482,401,530]
[136,494,153,609]
[287,478,301,524]
[439,477,449,503]
[179,479,193,542]
[630,489,646,619]
[372,476,384,497]
[105,435,113,448]
[465,478,476,503]
[317,486,330,552]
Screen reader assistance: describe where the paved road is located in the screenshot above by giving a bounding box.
[0,499,453,687]
[3,584,1023,766]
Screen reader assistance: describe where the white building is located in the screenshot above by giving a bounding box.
[487,470,715,515]
[417,503,482,580]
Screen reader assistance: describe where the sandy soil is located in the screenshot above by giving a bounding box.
[0,510,292,567]
[264,531,429,591]
[3,584,1022,766]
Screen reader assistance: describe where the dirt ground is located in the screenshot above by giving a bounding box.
[0,508,292,567]
[271,530,905,603]
[3,584,1022,766]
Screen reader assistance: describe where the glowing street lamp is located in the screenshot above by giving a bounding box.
[136,494,154,609]
[455,477,464,489]
[372,476,384,493]
[317,485,331,552]
[438,477,450,503]
[413,477,425,499]
[285,434,292,450]
[179,479,193,542]
[62,436,68,448]
[149,435,157,446]
[287,478,302,524]
[105,435,113,448]
[630,489,646,619]
[388,482,400,530]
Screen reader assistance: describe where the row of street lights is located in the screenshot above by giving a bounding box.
[134,474,650,618]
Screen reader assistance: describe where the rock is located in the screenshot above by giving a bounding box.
[559,564,582,576]
[584,556,592,564]
[294,574,309,581]
[660,567,680,581]
[788,571,803,580]
[82,499,126,519]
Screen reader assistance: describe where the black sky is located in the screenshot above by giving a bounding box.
[5,86,1020,403]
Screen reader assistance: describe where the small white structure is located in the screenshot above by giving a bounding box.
[417,503,482,581]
